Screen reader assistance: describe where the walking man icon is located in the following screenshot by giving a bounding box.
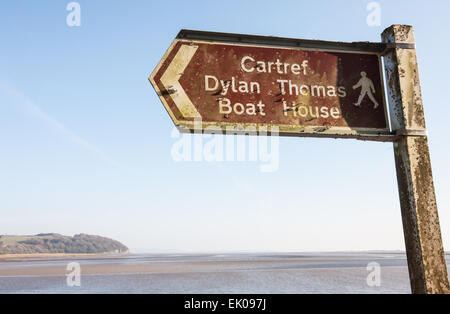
[352,71,380,109]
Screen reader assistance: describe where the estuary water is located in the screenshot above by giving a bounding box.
[0,252,446,294]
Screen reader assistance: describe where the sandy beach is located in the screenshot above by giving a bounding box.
[0,252,410,277]
[0,252,424,293]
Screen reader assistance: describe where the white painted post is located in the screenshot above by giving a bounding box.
[382,25,449,294]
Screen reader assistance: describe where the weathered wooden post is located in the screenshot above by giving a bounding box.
[382,25,450,294]
[151,27,449,294]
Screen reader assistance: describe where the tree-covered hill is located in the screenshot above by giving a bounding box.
[0,233,129,254]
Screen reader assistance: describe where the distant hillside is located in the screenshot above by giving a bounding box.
[0,233,129,255]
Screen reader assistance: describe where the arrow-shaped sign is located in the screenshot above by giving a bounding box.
[149,30,390,140]
[160,44,201,119]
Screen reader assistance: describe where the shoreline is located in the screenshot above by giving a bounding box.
[0,252,412,293]
[0,252,410,277]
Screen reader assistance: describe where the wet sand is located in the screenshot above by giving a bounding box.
[0,252,406,277]
[0,252,444,293]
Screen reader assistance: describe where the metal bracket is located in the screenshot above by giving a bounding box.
[396,129,427,137]
[381,42,416,56]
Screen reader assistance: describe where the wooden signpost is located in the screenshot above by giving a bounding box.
[149,25,449,294]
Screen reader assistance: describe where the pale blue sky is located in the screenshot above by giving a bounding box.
[1,0,450,252]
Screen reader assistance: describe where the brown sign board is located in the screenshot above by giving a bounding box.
[150,30,390,140]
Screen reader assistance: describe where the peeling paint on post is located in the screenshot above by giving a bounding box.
[382,25,450,294]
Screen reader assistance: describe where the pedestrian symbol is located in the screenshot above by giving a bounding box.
[353,71,380,109]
